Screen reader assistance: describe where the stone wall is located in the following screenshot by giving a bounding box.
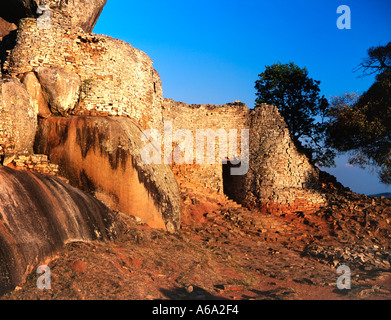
[5,11,164,131]
[7,153,59,176]
[162,99,326,212]
[244,104,326,212]
[162,98,249,195]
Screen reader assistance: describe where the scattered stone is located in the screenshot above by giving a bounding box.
[70,260,87,273]
[186,285,193,293]
[220,284,246,292]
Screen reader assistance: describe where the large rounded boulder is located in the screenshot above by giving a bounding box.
[35,66,81,116]
[35,116,181,233]
[0,76,37,157]
[0,0,107,33]
[0,166,119,296]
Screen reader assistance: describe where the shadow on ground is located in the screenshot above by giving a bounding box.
[159,286,227,300]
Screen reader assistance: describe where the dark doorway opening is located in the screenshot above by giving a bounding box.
[222,160,245,204]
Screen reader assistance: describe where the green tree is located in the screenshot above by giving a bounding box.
[326,42,391,184]
[255,62,334,167]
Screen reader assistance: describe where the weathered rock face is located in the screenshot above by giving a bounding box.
[21,71,51,117]
[35,66,81,115]
[0,0,106,33]
[0,17,17,40]
[35,116,181,233]
[0,166,119,296]
[0,76,37,156]
[41,0,108,33]
[0,18,17,73]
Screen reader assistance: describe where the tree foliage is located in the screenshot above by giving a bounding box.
[354,42,391,76]
[327,42,391,184]
[255,62,334,167]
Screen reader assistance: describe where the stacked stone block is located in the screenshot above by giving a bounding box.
[163,99,326,212]
[9,154,59,176]
[5,11,164,131]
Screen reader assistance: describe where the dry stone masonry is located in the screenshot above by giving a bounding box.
[162,99,326,213]
[8,153,60,176]
[244,104,326,212]
[5,11,164,131]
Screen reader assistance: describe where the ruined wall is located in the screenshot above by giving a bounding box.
[5,12,164,131]
[162,98,249,196]
[163,99,326,211]
[244,105,326,212]
[7,153,59,176]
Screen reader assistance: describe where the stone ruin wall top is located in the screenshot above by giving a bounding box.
[162,99,327,208]
[5,11,164,131]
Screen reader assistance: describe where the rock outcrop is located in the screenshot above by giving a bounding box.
[0,166,119,296]
[21,71,51,117]
[42,0,107,33]
[0,76,37,156]
[0,0,106,33]
[0,0,38,24]
[35,116,181,233]
[6,14,164,131]
[35,66,81,115]
[0,17,17,41]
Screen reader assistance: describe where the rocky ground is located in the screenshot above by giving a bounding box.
[2,173,391,301]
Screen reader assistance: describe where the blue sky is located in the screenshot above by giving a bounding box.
[94,0,391,195]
